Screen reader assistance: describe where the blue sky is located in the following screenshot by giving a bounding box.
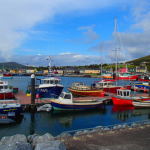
[0,0,150,66]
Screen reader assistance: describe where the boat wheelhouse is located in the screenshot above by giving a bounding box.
[95,80,121,94]
[36,77,64,99]
[0,81,15,100]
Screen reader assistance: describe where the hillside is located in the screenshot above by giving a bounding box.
[0,62,26,70]
[127,55,150,65]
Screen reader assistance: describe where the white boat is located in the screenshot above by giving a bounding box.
[133,100,150,108]
[50,92,106,111]
[37,104,52,112]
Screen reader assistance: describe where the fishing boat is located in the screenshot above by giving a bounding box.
[50,92,105,111]
[36,77,64,99]
[0,103,23,124]
[2,73,13,79]
[0,80,15,100]
[101,73,113,79]
[68,82,105,97]
[138,75,150,82]
[134,82,150,89]
[112,88,150,106]
[0,81,23,124]
[94,80,122,94]
[133,100,150,108]
[116,73,138,80]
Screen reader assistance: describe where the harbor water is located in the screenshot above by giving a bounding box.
[0,76,150,138]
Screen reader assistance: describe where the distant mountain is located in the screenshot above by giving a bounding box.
[127,55,150,65]
[0,62,26,70]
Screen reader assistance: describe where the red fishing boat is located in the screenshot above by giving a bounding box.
[94,80,121,94]
[116,73,138,80]
[138,75,150,82]
[112,88,150,106]
[68,82,105,97]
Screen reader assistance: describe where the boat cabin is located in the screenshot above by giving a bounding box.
[71,82,90,90]
[95,80,115,88]
[38,77,63,88]
[59,92,73,104]
[0,81,12,92]
[41,77,61,85]
[117,89,131,97]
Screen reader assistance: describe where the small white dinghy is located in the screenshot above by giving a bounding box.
[37,104,52,112]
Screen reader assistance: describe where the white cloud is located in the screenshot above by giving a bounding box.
[7,53,101,66]
[0,0,131,61]
[1,0,150,65]
[90,0,150,62]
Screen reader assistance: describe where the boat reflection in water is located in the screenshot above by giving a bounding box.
[50,109,106,128]
[112,105,150,122]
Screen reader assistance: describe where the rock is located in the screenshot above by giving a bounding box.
[74,131,83,136]
[0,142,32,150]
[103,127,110,131]
[27,134,39,143]
[34,140,66,150]
[32,133,54,146]
[1,134,27,145]
[57,132,72,139]
[14,142,32,150]
[86,144,144,150]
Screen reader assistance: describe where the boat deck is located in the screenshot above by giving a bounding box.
[0,90,52,105]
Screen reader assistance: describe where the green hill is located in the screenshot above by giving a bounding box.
[0,62,26,70]
[127,55,150,71]
[127,55,150,65]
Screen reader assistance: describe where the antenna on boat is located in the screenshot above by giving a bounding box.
[47,56,52,75]
[100,42,104,77]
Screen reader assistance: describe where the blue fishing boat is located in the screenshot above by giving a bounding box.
[50,92,105,111]
[134,82,150,90]
[0,103,23,124]
[0,103,22,114]
[36,77,64,99]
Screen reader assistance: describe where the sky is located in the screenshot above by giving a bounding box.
[0,0,150,66]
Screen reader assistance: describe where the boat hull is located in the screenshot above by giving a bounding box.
[138,79,150,82]
[0,92,15,99]
[116,75,138,80]
[68,88,105,97]
[133,101,150,108]
[36,86,63,98]
[51,100,103,111]
[134,84,150,90]
[112,96,133,106]
[103,87,121,94]
[0,106,22,114]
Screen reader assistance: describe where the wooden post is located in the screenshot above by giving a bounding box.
[31,74,35,104]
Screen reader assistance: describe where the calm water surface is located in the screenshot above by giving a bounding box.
[0,76,150,138]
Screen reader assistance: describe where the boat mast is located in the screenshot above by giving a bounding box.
[114,17,118,77]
